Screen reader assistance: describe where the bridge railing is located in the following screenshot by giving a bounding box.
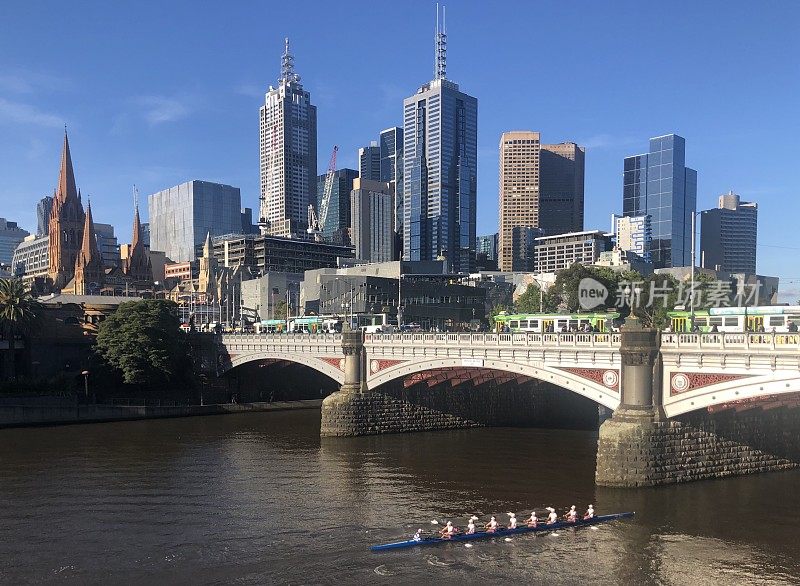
[660,332,800,351]
[219,333,343,344]
[364,332,621,347]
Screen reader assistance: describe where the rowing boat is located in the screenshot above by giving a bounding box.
[370,512,634,551]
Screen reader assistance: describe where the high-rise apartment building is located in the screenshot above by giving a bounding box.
[613,214,652,262]
[259,39,317,238]
[623,134,697,269]
[148,180,243,262]
[701,192,757,274]
[403,9,477,273]
[535,230,614,274]
[358,143,381,181]
[351,178,395,263]
[36,196,53,236]
[0,218,30,265]
[497,131,585,271]
[316,168,358,244]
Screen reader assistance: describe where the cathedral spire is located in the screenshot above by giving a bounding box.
[57,129,79,204]
[77,201,100,265]
[202,231,212,259]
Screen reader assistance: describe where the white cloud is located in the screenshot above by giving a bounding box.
[234,83,265,98]
[0,70,74,94]
[134,96,190,126]
[0,97,63,127]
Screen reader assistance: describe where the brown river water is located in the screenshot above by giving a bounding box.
[0,409,798,585]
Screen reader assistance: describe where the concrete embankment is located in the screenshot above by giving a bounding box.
[0,399,322,429]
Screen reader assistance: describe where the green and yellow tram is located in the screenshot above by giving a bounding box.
[494,311,620,333]
[667,306,800,333]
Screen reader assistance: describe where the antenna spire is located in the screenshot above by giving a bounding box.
[435,4,447,80]
[280,37,298,84]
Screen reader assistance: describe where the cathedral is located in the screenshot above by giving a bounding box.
[47,130,153,296]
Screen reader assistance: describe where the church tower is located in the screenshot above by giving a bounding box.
[48,130,86,290]
[123,201,152,282]
[72,202,104,295]
[198,232,217,301]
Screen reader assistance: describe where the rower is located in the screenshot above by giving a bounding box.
[485,515,499,532]
[583,504,595,520]
[413,529,423,541]
[439,521,457,539]
[566,505,578,523]
[466,516,478,534]
[546,507,558,525]
[526,511,538,527]
[508,512,518,529]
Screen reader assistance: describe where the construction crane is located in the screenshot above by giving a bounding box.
[307,204,322,241]
[317,145,338,235]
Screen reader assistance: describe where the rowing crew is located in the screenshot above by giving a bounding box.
[431,505,595,539]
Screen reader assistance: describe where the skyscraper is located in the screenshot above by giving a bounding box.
[36,196,53,236]
[403,6,477,273]
[540,142,585,234]
[497,131,585,271]
[259,38,317,238]
[358,143,381,181]
[380,127,404,254]
[351,178,395,262]
[701,192,757,274]
[623,134,697,269]
[148,180,243,262]
[614,214,652,262]
[316,168,358,244]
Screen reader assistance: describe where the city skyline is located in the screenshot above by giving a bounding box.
[1,2,798,294]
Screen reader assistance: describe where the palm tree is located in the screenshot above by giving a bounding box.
[0,278,42,380]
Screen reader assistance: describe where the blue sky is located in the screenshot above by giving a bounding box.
[1,1,799,296]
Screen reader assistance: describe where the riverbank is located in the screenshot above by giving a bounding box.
[0,399,322,429]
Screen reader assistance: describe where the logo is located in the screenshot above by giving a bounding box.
[602,370,619,388]
[578,278,608,310]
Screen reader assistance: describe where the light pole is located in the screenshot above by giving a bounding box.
[81,370,89,401]
[689,210,701,325]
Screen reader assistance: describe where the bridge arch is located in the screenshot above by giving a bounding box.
[366,357,621,411]
[226,351,345,386]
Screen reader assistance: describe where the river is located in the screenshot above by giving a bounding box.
[1,410,798,585]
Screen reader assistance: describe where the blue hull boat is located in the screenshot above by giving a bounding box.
[370,512,634,551]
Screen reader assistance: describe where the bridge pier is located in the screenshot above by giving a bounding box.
[596,318,799,487]
[320,328,369,437]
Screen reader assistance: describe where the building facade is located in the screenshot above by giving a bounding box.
[11,235,49,284]
[259,39,317,237]
[497,131,585,271]
[403,20,477,273]
[212,233,353,274]
[358,143,381,181]
[614,214,652,262]
[351,178,395,263]
[623,134,697,269]
[534,230,614,273]
[316,168,358,244]
[380,127,404,239]
[476,233,498,270]
[0,218,30,265]
[93,222,120,269]
[701,192,758,274]
[148,180,242,262]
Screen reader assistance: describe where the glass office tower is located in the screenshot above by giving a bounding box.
[403,79,477,273]
[623,134,696,268]
[379,127,403,239]
[316,168,358,244]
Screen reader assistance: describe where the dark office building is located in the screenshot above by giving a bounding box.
[213,233,353,274]
[623,134,697,269]
[701,192,757,274]
[318,274,486,331]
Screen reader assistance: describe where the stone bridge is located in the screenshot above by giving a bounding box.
[214,322,800,487]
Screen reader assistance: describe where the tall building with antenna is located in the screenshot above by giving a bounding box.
[259,38,318,238]
[402,5,477,273]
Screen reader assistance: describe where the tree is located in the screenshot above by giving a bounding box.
[0,278,42,380]
[514,282,557,313]
[548,264,621,313]
[95,299,190,387]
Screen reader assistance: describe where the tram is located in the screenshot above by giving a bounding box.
[667,306,800,333]
[494,311,620,333]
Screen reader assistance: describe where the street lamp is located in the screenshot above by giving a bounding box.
[81,370,89,401]
[689,210,702,325]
